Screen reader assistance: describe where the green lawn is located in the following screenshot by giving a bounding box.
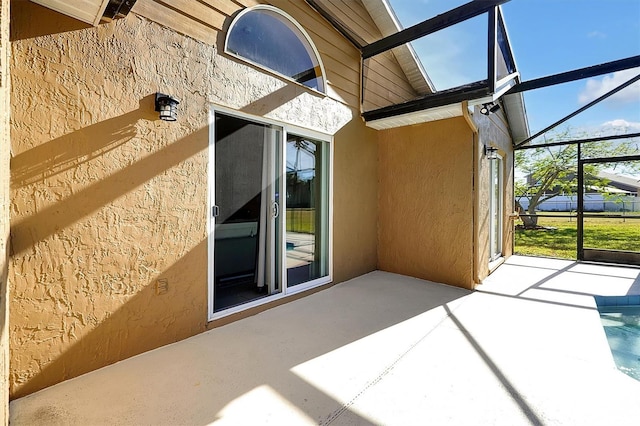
[515,214,640,259]
[286,208,315,233]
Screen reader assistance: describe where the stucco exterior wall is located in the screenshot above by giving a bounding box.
[377,118,476,289]
[333,119,379,283]
[0,0,9,421]
[473,107,515,281]
[9,2,377,398]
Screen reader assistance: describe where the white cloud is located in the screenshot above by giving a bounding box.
[587,31,606,39]
[601,119,640,130]
[578,68,640,105]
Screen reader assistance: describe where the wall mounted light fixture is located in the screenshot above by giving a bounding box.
[155,93,180,121]
[484,145,499,160]
[480,102,501,116]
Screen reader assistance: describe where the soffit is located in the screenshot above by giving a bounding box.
[366,103,462,130]
[501,91,529,145]
[31,0,109,25]
[367,91,530,141]
[30,0,136,26]
[311,0,433,96]
[361,0,433,95]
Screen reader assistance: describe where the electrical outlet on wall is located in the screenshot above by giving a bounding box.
[156,278,169,295]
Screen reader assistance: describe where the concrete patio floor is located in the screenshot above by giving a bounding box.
[10,255,640,425]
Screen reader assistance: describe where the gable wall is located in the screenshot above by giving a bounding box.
[8,0,378,398]
[131,0,419,110]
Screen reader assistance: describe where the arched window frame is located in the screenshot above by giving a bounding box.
[224,5,327,94]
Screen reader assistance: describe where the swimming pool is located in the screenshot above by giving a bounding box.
[597,303,640,381]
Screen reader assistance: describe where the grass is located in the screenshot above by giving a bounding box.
[288,209,640,259]
[515,214,640,259]
[286,208,315,233]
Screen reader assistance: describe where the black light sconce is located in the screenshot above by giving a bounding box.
[484,145,499,160]
[480,102,500,116]
[155,93,180,121]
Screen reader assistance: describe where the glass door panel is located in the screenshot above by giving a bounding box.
[213,113,282,312]
[286,135,329,287]
[489,157,503,262]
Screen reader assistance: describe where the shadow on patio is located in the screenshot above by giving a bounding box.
[10,256,640,425]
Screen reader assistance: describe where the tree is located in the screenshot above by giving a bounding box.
[515,129,640,229]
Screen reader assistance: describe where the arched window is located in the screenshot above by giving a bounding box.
[225,6,326,93]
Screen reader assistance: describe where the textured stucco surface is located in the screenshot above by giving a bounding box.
[1,0,9,422]
[377,118,476,288]
[332,119,379,284]
[9,2,376,399]
[473,107,515,281]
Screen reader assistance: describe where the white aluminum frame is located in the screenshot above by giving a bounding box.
[208,105,333,321]
[489,154,504,262]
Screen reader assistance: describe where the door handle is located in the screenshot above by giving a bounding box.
[212,205,220,218]
[272,201,279,218]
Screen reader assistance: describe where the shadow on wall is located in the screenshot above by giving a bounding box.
[11,95,157,189]
[10,1,92,41]
[10,104,210,397]
[10,98,205,256]
[240,84,304,117]
[11,238,208,399]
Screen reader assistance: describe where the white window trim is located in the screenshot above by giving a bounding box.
[207,105,333,321]
[224,5,328,95]
[489,154,504,263]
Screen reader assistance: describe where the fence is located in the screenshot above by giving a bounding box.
[517,194,639,213]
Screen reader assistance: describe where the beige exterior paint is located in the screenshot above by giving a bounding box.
[378,118,476,289]
[473,106,515,281]
[7,0,516,402]
[0,0,9,421]
[8,2,378,398]
[377,111,514,288]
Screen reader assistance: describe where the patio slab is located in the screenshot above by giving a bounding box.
[10,256,640,425]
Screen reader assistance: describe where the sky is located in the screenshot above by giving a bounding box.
[387,0,640,142]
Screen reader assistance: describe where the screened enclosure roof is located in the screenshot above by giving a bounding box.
[307,0,640,144]
[310,0,528,139]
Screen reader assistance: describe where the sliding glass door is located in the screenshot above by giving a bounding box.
[285,135,329,287]
[210,110,331,318]
[489,156,503,262]
[212,113,282,312]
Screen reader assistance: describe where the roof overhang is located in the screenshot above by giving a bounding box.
[365,103,465,130]
[361,0,434,94]
[364,69,529,143]
[364,86,528,140]
[363,79,506,131]
[502,91,529,144]
[31,0,136,26]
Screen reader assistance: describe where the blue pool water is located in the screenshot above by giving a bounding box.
[598,304,640,381]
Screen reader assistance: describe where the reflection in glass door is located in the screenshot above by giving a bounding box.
[285,135,329,287]
[489,156,503,262]
[212,113,282,312]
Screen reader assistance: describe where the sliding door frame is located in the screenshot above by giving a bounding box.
[207,105,333,321]
[489,154,504,262]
